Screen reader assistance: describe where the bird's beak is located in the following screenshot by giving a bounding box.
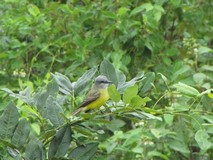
[107,80,112,84]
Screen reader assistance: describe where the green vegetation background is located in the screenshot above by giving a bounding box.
[0,0,212,159]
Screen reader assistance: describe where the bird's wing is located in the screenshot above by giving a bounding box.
[78,88,100,108]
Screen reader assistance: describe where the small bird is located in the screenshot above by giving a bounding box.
[72,75,112,115]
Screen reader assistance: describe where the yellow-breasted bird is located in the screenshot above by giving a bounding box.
[72,75,112,115]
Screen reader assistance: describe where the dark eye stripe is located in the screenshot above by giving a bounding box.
[98,80,109,83]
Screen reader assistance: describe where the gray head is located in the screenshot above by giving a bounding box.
[94,75,112,89]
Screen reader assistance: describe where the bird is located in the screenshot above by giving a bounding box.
[72,75,112,115]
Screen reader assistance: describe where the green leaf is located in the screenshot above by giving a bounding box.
[43,96,64,127]
[99,131,124,153]
[170,0,181,6]
[46,79,59,96]
[137,112,162,121]
[100,59,118,86]
[100,139,118,154]
[158,73,168,83]
[168,139,190,155]
[173,82,200,97]
[7,147,22,159]
[32,80,61,112]
[52,72,73,94]
[31,123,40,135]
[117,71,126,86]
[0,102,19,140]
[140,72,155,94]
[172,102,189,112]
[118,72,144,93]
[2,87,33,106]
[163,114,174,126]
[123,84,138,104]
[165,47,179,57]
[72,126,94,137]
[130,3,153,16]
[202,115,213,124]
[41,129,56,141]
[68,143,99,160]
[193,73,206,84]
[171,65,191,82]
[122,128,144,147]
[28,4,40,17]
[195,129,212,151]
[198,46,213,54]
[130,96,151,108]
[48,125,72,159]
[33,90,49,112]
[108,84,121,102]
[74,67,97,95]
[201,65,213,71]
[24,137,44,160]
[106,119,125,132]
[11,118,30,147]
[151,128,175,139]
[147,151,169,160]
[117,7,129,17]
[65,61,83,75]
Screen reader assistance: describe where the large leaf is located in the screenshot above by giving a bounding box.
[0,102,19,140]
[168,139,190,155]
[68,143,99,160]
[118,72,144,93]
[130,3,153,16]
[130,96,151,108]
[33,90,50,112]
[7,147,22,159]
[32,80,59,112]
[72,125,94,137]
[48,125,72,159]
[123,84,138,104]
[139,72,155,94]
[125,111,162,121]
[100,59,118,86]
[2,87,34,106]
[11,118,30,147]
[195,129,212,151]
[100,60,144,93]
[173,82,200,97]
[198,46,213,54]
[74,67,97,95]
[52,72,74,94]
[171,65,191,82]
[24,137,45,160]
[43,96,64,127]
[163,114,174,126]
[108,84,121,102]
[46,79,59,96]
[28,4,40,17]
[106,119,125,132]
[151,128,175,139]
[116,71,126,86]
[122,128,144,147]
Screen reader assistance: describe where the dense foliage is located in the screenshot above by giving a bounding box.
[0,0,213,159]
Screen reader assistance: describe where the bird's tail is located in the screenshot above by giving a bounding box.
[72,107,84,116]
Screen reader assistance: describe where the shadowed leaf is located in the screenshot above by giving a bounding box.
[0,102,19,140]
[68,143,99,160]
[48,125,72,159]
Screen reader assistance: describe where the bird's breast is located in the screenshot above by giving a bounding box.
[87,88,109,109]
